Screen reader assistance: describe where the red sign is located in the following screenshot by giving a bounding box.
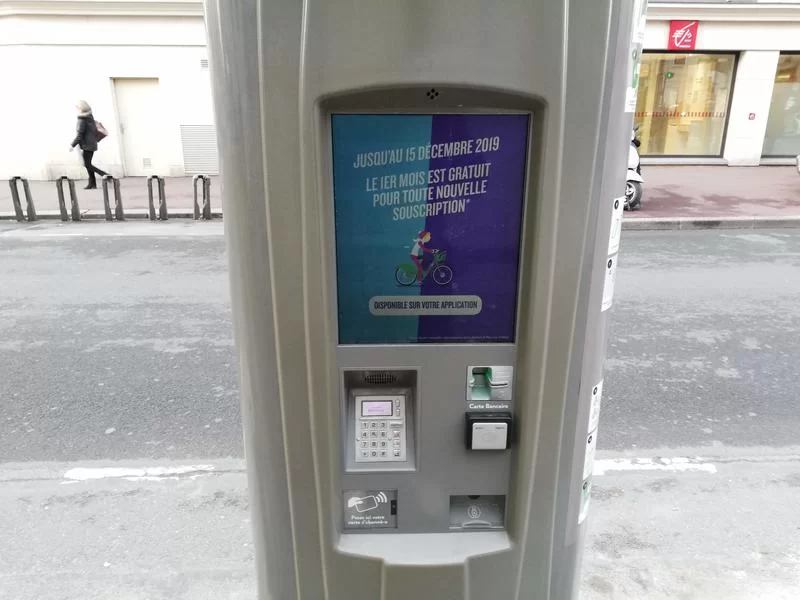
[668,21,698,50]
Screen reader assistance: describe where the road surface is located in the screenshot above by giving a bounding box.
[1,222,799,599]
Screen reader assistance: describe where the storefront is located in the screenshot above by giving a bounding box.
[762,53,800,158]
[635,52,736,156]
[640,1,800,165]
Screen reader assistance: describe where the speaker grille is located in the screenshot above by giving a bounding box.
[362,371,398,386]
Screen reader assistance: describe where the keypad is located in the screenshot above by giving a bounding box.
[355,395,406,463]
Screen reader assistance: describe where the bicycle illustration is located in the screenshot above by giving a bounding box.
[395,249,453,286]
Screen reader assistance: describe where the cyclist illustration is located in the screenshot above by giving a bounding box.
[411,230,433,281]
[395,230,454,286]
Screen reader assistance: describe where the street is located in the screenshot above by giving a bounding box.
[0,223,237,461]
[1,222,799,599]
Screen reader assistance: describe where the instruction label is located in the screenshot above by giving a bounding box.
[601,255,617,312]
[583,430,598,480]
[332,114,529,344]
[343,489,397,529]
[608,197,624,255]
[625,0,648,112]
[588,380,603,433]
[578,476,592,524]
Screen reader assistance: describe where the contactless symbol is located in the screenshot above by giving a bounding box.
[347,492,389,513]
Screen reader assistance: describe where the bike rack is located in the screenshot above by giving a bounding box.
[56,176,81,221]
[9,177,36,222]
[102,175,124,221]
[193,174,212,220]
[147,175,168,220]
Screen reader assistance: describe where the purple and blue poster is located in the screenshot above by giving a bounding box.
[332,113,529,344]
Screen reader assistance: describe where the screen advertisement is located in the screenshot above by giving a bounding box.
[332,113,529,344]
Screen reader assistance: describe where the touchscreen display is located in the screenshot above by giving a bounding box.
[332,113,529,344]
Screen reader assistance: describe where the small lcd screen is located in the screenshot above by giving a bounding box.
[361,401,393,417]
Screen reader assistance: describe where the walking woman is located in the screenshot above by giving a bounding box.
[70,101,107,189]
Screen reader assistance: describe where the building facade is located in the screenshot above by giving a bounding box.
[641,1,800,165]
[1,1,799,180]
[0,0,215,181]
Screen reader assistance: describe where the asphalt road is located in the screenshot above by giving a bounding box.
[605,229,800,451]
[0,222,239,462]
[2,222,800,599]
[2,222,800,460]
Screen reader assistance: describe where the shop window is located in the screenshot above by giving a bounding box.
[634,53,736,156]
[762,54,800,157]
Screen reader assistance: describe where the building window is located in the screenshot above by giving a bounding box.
[762,54,800,157]
[634,53,736,156]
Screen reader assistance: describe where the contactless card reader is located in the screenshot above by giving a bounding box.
[466,412,513,450]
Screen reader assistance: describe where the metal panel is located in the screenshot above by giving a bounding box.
[206,0,636,597]
[180,124,219,175]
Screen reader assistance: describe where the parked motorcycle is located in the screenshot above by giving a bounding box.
[625,131,643,210]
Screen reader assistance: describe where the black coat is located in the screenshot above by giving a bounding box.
[72,115,100,152]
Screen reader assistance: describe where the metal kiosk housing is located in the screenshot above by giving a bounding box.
[205,0,640,598]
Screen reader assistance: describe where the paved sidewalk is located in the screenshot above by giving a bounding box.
[1,176,222,219]
[628,165,800,229]
[3,167,799,228]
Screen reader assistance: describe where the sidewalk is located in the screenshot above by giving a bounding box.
[1,176,222,220]
[627,165,800,230]
[3,167,799,228]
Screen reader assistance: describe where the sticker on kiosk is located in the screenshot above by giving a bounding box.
[602,255,617,312]
[331,113,529,344]
[608,197,624,255]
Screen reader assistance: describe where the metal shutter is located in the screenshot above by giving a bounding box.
[180,124,219,175]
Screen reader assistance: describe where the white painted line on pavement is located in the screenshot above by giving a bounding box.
[63,464,216,483]
[593,457,717,476]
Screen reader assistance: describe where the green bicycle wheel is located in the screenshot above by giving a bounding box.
[395,266,417,286]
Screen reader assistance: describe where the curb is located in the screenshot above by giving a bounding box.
[622,215,800,231]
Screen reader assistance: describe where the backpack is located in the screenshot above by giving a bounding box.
[96,121,109,142]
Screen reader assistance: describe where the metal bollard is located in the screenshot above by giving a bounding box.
[147,175,168,221]
[9,177,36,222]
[102,175,124,221]
[193,175,212,220]
[56,177,81,221]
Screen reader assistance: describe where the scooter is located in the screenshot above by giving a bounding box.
[625,136,644,210]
